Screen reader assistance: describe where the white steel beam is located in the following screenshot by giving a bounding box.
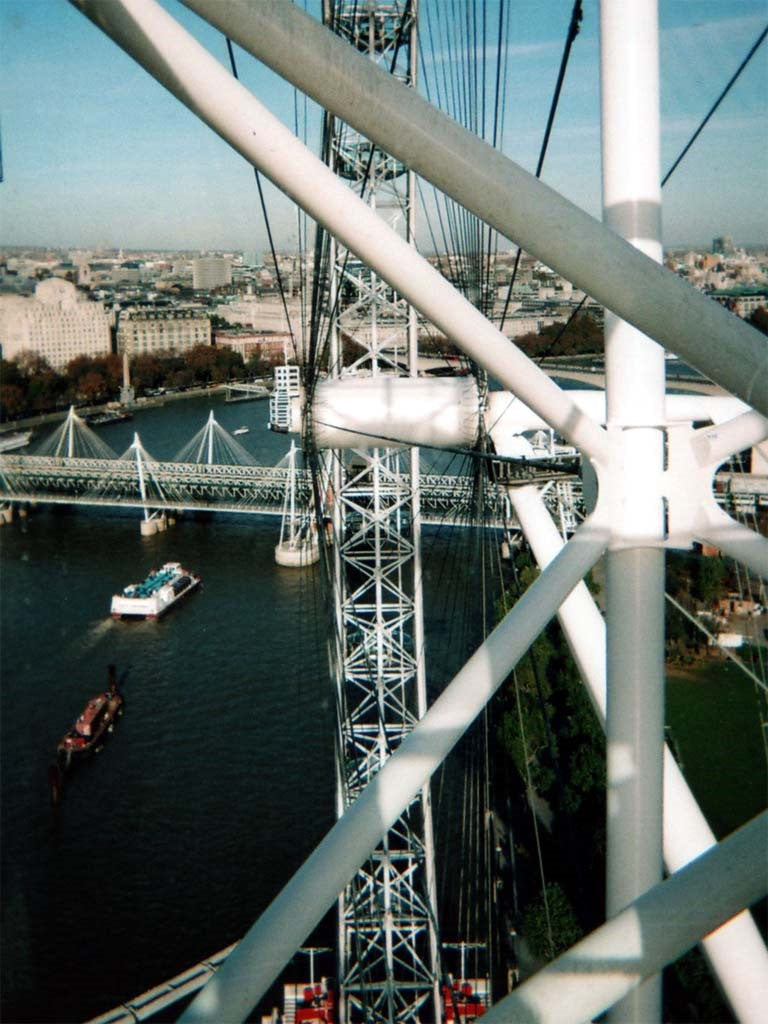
[476,811,768,1024]
[69,0,609,467]
[177,515,610,1022]
[600,4,665,1019]
[697,504,768,582]
[508,484,768,1024]
[179,0,767,417]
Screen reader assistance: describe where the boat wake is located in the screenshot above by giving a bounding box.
[79,617,117,650]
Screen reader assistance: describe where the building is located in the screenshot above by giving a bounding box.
[503,315,546,338]
[116,307,211,356]
[0,278,112,370]
[192,256,232,291]
[214,296,307,357]
[214,328,290,363]
[711,287,768,319]
[712,235,735,255]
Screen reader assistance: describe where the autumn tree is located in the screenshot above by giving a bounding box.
[130,353,166,392]
[184,343,219,384]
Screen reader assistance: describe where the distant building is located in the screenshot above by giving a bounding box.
[117,307,211,356]
[0,278,112,370]
[215,329,290,363]
[712,235,735,255]
[192,257,232,291]
[711,287,768,319]
[114,262,143,284]
[503,316,544,339]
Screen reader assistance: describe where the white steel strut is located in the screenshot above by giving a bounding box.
[601,4,665,1020]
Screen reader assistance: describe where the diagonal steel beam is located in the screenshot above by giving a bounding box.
[176,513,610,1021]
[181,0,767,417]
[477,811,768,1024]
[70,0,610,466]
[509,483,768,1024]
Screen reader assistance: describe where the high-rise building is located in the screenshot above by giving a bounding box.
[192,256,232,291]
[0,278,112,370]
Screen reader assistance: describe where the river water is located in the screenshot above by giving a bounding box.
[0,393,483,1024]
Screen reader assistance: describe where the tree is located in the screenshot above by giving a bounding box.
[65,354,118,400]
[0,383,26,420]
[184,343,219,384]
[693,554,727,606]
[78,371,107,402]
[211,345,245,383]
[539,312,602,356]
[748,305,768,335]
[131,353,165,392]
[521,882,583,961]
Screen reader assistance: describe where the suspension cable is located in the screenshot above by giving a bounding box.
[499,0,583,334]
[224,38,298,361]
[528,17,767,363]
[661,22,768,187]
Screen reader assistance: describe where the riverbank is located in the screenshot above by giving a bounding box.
[0,384,231,435]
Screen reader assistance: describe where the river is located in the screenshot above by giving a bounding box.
[0,393,483,1024]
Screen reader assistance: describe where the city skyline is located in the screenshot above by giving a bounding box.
[1,1,766,253]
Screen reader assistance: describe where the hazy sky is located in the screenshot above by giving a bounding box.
[1,0,766,254]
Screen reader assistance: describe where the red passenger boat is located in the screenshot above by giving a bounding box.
[56,664,124,771]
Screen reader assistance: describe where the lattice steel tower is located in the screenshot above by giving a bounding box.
[320,3,442,1021]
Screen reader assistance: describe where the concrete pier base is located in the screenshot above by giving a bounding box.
[141,518,158,537]
[140,513,170,536]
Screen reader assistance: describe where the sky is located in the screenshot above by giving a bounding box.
[0,0,766,254]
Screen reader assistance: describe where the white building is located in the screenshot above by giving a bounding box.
[0,278,112,370]
[116,307,211,356]
[214,296,307,357]
[192,257,232,291]
[503,315,544,338]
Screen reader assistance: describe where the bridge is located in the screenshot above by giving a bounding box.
[3,408,762,525]
[0,408,523,526]
[0,450,529,525]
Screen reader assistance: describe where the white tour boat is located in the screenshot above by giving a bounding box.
[0,430,32,453]
[111,562,201,619]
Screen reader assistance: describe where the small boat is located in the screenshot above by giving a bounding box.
[233,426,250,436]
[111,561,201,619]
[0,429,32,453]
[57,665,124,772]
[85,409,133,427]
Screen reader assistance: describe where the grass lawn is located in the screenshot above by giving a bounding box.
[666,658,767,839]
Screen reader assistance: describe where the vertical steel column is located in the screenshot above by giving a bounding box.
[324,5,441,1021]
[509,483,768,1024]
[600,3,666,1021]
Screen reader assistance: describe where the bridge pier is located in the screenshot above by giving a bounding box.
[0,503,13,524]
[140,512,169,537]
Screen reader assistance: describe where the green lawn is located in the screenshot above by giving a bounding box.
[666,659,767,839]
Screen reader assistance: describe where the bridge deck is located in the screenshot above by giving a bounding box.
[0,454,511,525]
[2,454,763,523]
